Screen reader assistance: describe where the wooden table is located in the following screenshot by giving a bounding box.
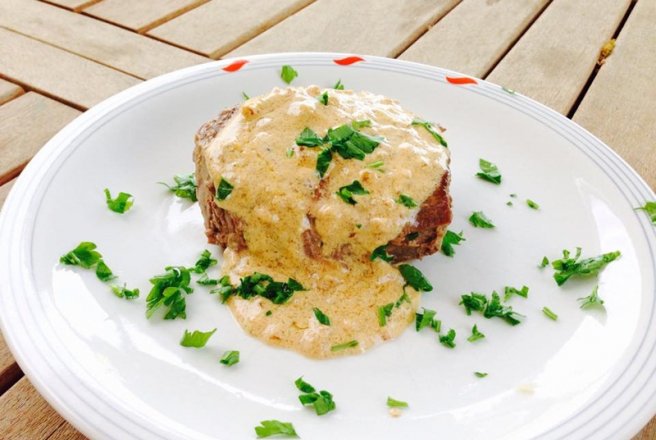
[0,0,654,438]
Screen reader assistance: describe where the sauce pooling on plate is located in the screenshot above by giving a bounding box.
[199,86,450,358]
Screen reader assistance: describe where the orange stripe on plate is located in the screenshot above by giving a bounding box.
[446,76,478,85]
[333,56,365,66]
[222,60,249,72]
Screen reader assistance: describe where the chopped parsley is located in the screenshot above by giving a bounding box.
[220,350,240,366]
[160,173,197,202]
[366,160,384,171]
[460,291,523,325]
[209,275,234,302]
[469,211,495,228]
[526,199,540,209]
[542,307,558,321]
[386,397,408,408]
[316,147,333,177]
[551,248,621,286]
[180,328,216,347]
[352,119,372,129]
[103,188,133,214]
[95,260,116,282]
[377,303,394,327]
[280,65,298,84]
[371,244,393,262]
[415,308,438,332]
[60,241,102,268]
[476,159,502,184]
[395,292,411,308]
[467,324,485,342]
[294,377,336,416]
[222,273,305,305]
[190,249,217,274]
[399,264,433,292]
[286,148,294,157]
[146,266,193,319]
[578,285,605,309]
[296,127,324,147]
[503,285,529,301]
[540,256,549,268]
[330,340,358,352]
[333,79,344,90]
[636,201,656,224]
[265,310,272,316]
[474,372,488,378]
[242,91,250,100]
[397,194,417,208]
[318,91,329,105]
[439,329,456,348]
[507,201,513,207]
[254,420,298,438]
[336,180,369,205]
[215,178,234,201]
[441,230,465,256]
[110,284,140,299]
[411,119,448,147]
[313,307,331,326]
[510,193,517,198]
[197,273,219,286]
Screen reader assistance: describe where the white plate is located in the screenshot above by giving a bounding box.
[1,53,655,440]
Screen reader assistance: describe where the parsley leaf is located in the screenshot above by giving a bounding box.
[352,119,372,129]
[316,147,333,177]
[295,377,336,416]
[95,260,116,282]
[180,328,216,347]
[460,292,523,325]
[197,273,219,286]
[333,79,344,90]
[330,340,358,352]
[104,188,133,214]
[387,397,408,408]
[578,285,605,309]
[318,91,329,105]
[294,377,316,393]
[336,180,369,205]
[255,420,298,438]
[476,159,502,184]
[210,275,234,302]
[551,248,621,286]
[280,65,298,84]
[467,324,485,342]
[469,211,495,228]
[220,350,240,366]
[190,249,217,274]
[503,285,529,301]
[366,160,384,171]
[60,242,102,269]
[415,308,437,332]
[526,199,540,209]
[224,273,305,305]
[399,264,433,292]
[542,307,558,321]
[371,244,393,262]
[377,303,394,326]
[242,91,250,100]
[474,372,488,378]
[411,119,448,147]
[146,266,193,319]
[110,284,140,299]
[397,194,417,208]
[160,173,197,202]
[313,307,331,326]
[296,127,324,147]
[439,329,456,348]
[540,256,549,268]
[636,201,656,224]
[215,178,234,201]
[441,230,465,257]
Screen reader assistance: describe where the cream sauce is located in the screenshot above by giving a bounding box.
[201,86,449,358]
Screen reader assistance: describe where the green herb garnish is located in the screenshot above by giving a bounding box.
[110,284,140,299]
[469,211,495,228]
[441,230,465,257]
[476,159,501,184]
[352,119,372,129]
[474,372,488,378]
[371,244,393,262]
[551,248,621,286]
[503,285,529,301]
[578,285,605,309]
[460,291,523,325]
[242,91,250,100]
[399,264,433,292]
[395,292,411,308]
[415,308,437,332]
[180,328,216,347]
[220,350,240,366]
[467,324,485,342]
[191,249,217,274]
[330,340,358,352]
[222,273,304,305]
[318,91,328,105]
[255,420,298,438]
[104,188,133,214]
[197,273,219,285]
[510,193,517,198]
[411,119,447,147]
[386,397,408,408]
[146,266,193,319]
[540,256,549,268]
[215,178,234,201]
[507,201,513,207]
[295,377,336,416]
[336,180,369,205]
[542,307,558,321]
[296,127,324,147]
[316,147,333,177]
[160,173,197,202]
[526,199,540,209]
[280,65,298,84]
[377,303,394,327]
[636,201,656,224]
[95,260,116,282]
[439,329,456,348]
[313,307,331,326]
[210,275,235,302]
[397,194,417,208]
[333,79,344,90]
[366,160,384,171]
[60,241,102,268]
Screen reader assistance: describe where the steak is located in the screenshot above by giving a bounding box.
[194,107,452,263]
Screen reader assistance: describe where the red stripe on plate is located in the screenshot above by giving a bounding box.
[333,56,365,66]
[446,76,478,85]
[222,60,249,72]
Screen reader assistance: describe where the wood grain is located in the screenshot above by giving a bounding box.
[634,415,656,439]
[0,378,67,439]
[0,27,140,109]
[41,0,101,12]
[0,294,22,396]
[47,421,88,440]
[0,0,207,80]
[399,0,549,78]
[0,79,23,106]
[84,0,208,33]
[573,0,656,190]
[225,0,460,58]
[149,0,315,58]
[486,0,631,114]
[0,93,80,184]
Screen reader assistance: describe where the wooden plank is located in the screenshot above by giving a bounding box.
[0,79,23,106]
[84,0,207,33]
[0,329,22,396]
[224,0,460,58]
[0,28,139,109]
[0,93,80,184]
[486,0,631,115]
[41,0,100,12]
[634,416,656,439]
[47,422,87,440]
[399,0,549,78]
[149,0,315,58]
[0,180,15,208]
[573,0,656,190]
[0,378,66,439]
[0,0,208,80]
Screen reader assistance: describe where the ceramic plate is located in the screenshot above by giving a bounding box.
[1,53,655,440]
